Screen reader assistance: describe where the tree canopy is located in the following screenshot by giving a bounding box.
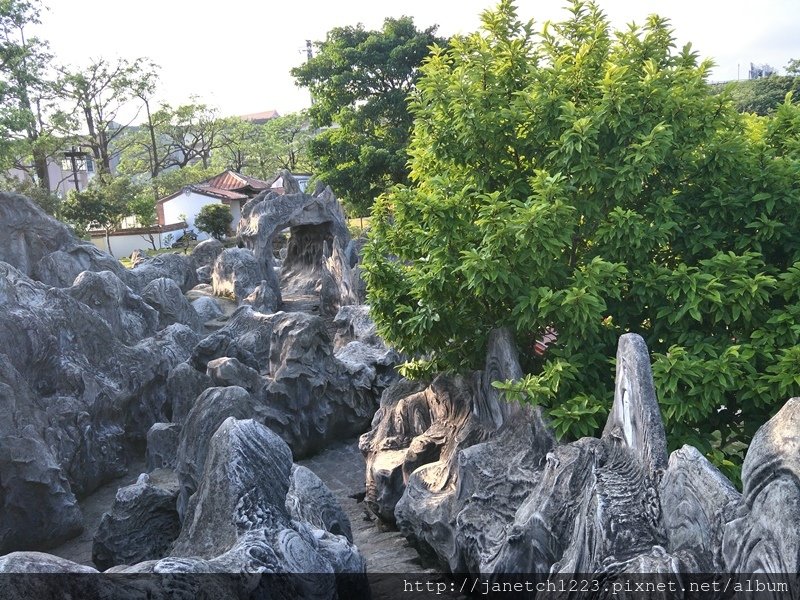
[292,16,445,216]
[361,0,800,479]
[194,203,231,240]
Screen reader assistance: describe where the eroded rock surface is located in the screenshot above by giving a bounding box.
[0,419,367,600]
[363,331,800,583]
[237,173,350,301]
[91,471,180,570]
[0,261,195,554]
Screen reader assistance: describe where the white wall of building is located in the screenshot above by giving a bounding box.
[91,230,175,258]
[161,190,241,239]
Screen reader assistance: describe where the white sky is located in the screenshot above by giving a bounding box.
[34,0,800,121]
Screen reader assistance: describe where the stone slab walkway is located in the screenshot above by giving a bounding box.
[298,438,430,574]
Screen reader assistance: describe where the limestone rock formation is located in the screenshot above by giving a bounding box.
[190,238,223,269]
[333,304,383,350]
[35,244,127,289]
[237,177,350,299]
[174,386,259,519]
[145,423,181,471]
[287,464,354,542]
[141,277,203,331]
[0,192,126,288]
[125,252,198,293]
[92,471,180,570]
[65,270,158,344]
[0,261,196,554]
[0,419,366,600]
[320,237,359,317]
[722,398,800,575]
[362,330,800,582]
[190,295,223,322]
[242,279,279,313]
[211,247,277,304]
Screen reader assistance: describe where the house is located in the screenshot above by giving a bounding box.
[155,170,272,240]
[239,110,280,125]
[7,145,120,197]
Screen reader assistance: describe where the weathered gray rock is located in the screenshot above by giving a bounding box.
[172,417,365,596]
[165,361,212,425]
[242,279,279,313]
[175,386,259,519]
[333,304,382,350]
[35,245,127,288]
[190,295,223,322]
[190,238,223,268]
[189,329,260,372]
[722,397,800,574]
[320,236,359,317]
[141,277,203,332]
[211,247,276,303]
[195,264,212,284]
[287,465,354,542]
[126,252,198,293]
[362,331,687,576]
[237,180,350,298]
[262,311,380,458]
[660,445,740,571]
[65,270,158,344]
[335,341,398,391]
[92,471,180,570]
[0,261,196,554]
[0,192,79,275]
[206,356,261,393]
[146,422,181,471]
[0,420,365,599]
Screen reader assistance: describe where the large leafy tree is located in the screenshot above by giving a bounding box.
[0,0,62,192]
[362,0,800,479]
[213,111,314,179]
[56,57,159,174]
[292,16,445,216]
[59,174,144,255]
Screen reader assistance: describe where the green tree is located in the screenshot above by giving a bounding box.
[362,0,800,480]
[128,194,158,250]
[0,0,62,191]
[55,57,159,174]
[59,174,143,255]
[212,112,313,179]
[713,76,799,115]
[194,203,231,240]
[292,16,445,215]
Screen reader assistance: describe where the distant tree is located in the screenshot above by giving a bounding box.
[0,0,62,191]
[55,57,159,174]
[128,194,158,250]
[148,162,217,200]
[194,203,231,240]
[59,174,143,255]
[292,17,445,215]
[712,76,799,115]
[787,58,800,77]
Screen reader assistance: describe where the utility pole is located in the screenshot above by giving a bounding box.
[64,146,83,191]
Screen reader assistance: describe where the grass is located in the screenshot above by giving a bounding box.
[118,244,197,268]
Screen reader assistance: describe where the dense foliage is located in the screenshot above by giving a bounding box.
[362,0,800,478]
[713,75,800,116]
[292,17,445,216]
[194,203,232,240]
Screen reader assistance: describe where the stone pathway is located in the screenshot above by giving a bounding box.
[298,438,430,574]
